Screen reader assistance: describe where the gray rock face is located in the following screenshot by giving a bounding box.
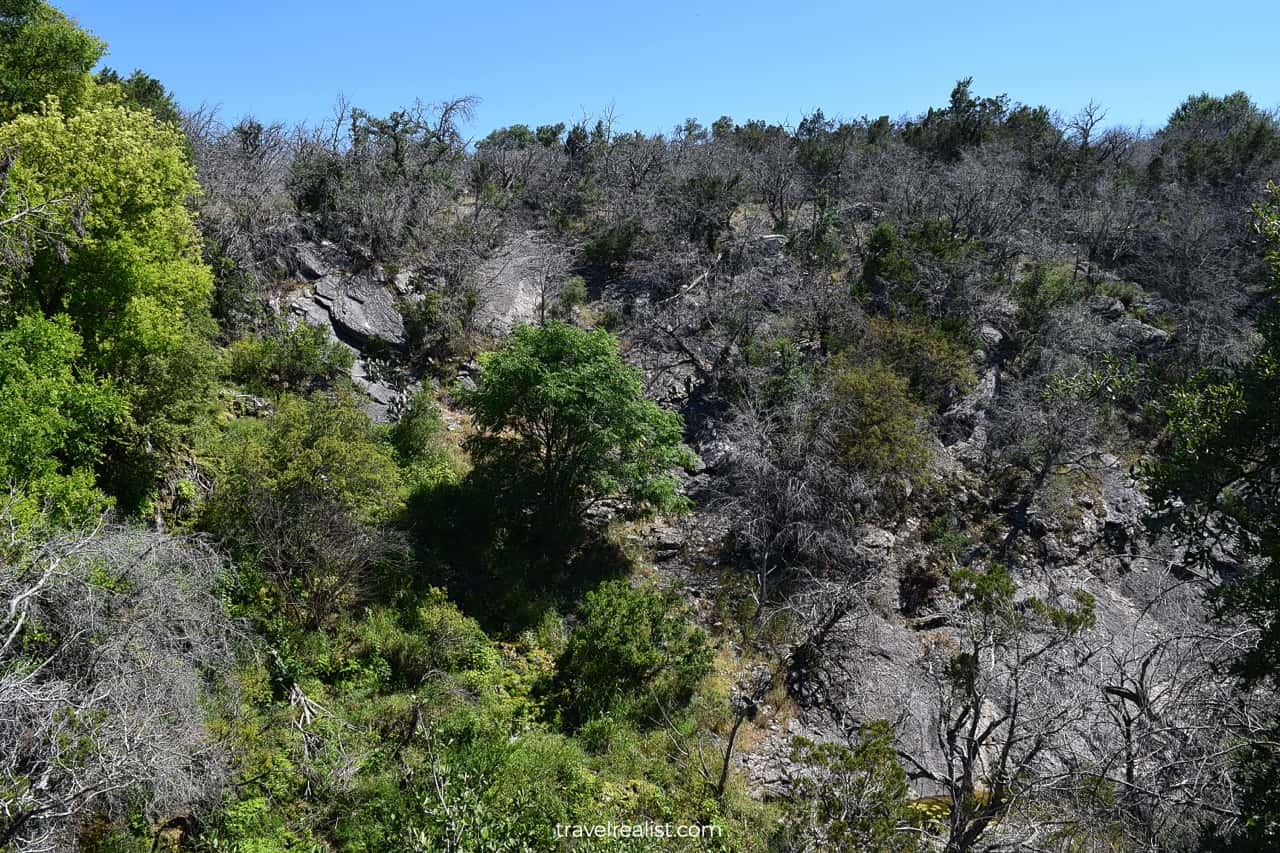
[274,244,413,421]
[941,367,998,456]
[290,242,331,280]
[302,273,406,349]
[474,230,568,332]
[1114,317,1171,351]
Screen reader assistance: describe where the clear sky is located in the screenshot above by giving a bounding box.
[59,0,1280,138]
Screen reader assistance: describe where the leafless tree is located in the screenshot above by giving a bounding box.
[0,508,236,852]
[901,567,1096,853]
[713,383,873,616]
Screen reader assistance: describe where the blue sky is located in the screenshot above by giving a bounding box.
[60,1,1279,138]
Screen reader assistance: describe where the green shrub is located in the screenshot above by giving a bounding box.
[786,721,914,851]
[828,358,929,482]
[583,218,641,276]
[555,579,713,727]
[858,316,977,408]
[459,321,694,555]
[1096,278,1145,308]
[202,392,403,626]
[225,320,353,396]
[1016,261,1085,331]
[552,274,588,319]
[860,221,913,286]
[389,389,456,489]
[344,592,499,689]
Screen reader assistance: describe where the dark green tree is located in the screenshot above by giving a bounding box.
[459,321,692,550]
[94,67,181,126]
[555,579,712,726]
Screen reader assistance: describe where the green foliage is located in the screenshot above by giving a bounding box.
[552,274,587,320]
[856,315,977,408]
[672,172,742,251]
[904,77,1011,162]
[0,97,216,508]
[0,313,125,525]
[226,320,354,396]
[341,591,500,691]
[786,721,915,851]
[1016,260,1085,332]
[828,357,929,483]
[399,288,471,371]
[861,221,913,287]
[951,562,1096,637]
[388,389,455,488]
[555,579,713,727]
[460,321,693,552]
[93,67,181,127]
[208,392,401,528]
[0,0,104,119]
[203,392,402,625]
[1162,91,1280,187]
[583,217,641,276]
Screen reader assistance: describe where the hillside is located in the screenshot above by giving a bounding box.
[3,4,1280,852]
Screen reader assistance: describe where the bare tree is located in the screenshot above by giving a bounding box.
[714,382,873,616]
[901,564,1096,853]
[0,508,236,852]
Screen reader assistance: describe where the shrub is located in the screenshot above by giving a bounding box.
[555,580,713,727]
[1016,261,1085,332]
[225,320,353,396]
[858,316,977,408]
[860,221,913,287]
[552,274,588,319]
[202,392,403,626]
[389,389,456,488]
[583,218,641,276]
[828,358,929,482]
[785,721,913,852]
[399,289,471,371]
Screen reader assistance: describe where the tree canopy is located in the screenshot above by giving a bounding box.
[460,321,693,545]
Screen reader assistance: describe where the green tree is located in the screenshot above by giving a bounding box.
[0,0,104,119]
[1148,185,1280,849]
[1160,91,1280,188]
[94,66,181,126]
[203,392,403,627]
[786,721,915,851]
[459,321,693,550]
[0,98,215,506]
[0,313,125,525]
[555,579,712,726]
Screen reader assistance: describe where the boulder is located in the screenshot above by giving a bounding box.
[290,243,330,280]
[1087,294,1126,319]
[290,273,405,349]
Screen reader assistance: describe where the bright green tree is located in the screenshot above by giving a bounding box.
[0,0,104,119]
[0,97,215,506]
[0,313,125,526]
[459,321,693,547]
